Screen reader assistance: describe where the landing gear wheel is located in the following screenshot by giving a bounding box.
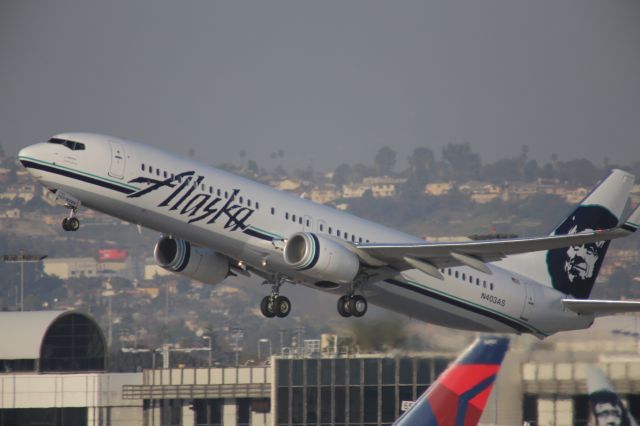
[67,217,80,231]
[348,295,367,317]
[260,296,276,318]
[274,296,291,318]
[62,216,80,232]
[337,295,352,318]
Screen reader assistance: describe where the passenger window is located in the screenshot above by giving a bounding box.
[156,169,160,176]
[320,224,324,232]
[351,235,355,242]
[483,281,487,288]
[344,232,349,240]
[149,166,153,173]
[217,189,221,196]
[306,219,310,227]
[256,202,260,209]
[469,275,473,283]
[476,278,480,286]
[358,237,362,243]
[164,171,168,178]
[225,191,228,198]
[292,214,296,222]
[271,208,275,215]
[239,196,243,204]
[490,283,494,290]
[209,186,213,194]
[455,271,459,278]
[141,164,145,171]
[285,213,289,220]
[298,217,302,225]
[337,230,341,237]
[329,227,333,234]
[462,273,466,281]
[448,269,452,276]
[247,200,252,207]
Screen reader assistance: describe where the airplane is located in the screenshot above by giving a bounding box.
[587,365,638,426]
[393,335,510,426]
[18,133,640,338]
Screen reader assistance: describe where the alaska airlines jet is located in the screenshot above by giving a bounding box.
[587,365,639,426]
[393,335,510,426]
[18,134,640,338]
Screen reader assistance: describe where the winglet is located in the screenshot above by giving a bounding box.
[393,335,510,426]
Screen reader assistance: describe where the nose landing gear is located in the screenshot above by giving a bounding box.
[62,209,80,232]
[62,216,80,232]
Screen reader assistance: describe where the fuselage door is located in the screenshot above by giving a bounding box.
[108,140,126,179]
[520,281,540,322]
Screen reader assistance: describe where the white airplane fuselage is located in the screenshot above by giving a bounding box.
[19,134,595,338]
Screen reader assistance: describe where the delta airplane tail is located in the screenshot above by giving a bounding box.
[587,365,639,426]
[501,169,635,299]
[393,335,510,426]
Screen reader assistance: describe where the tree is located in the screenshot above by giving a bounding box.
[374,146,397,176]
[332,164,351,188]
[408,147,434,179]
[441,143,481,181]
[246,160,259,176]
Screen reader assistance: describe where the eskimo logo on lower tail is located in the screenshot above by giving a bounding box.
[590,391,632,426]
[547,205,618,299]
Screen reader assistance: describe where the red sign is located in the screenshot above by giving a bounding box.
[99,249,128,262]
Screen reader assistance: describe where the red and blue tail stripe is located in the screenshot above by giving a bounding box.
[393,336,510,426]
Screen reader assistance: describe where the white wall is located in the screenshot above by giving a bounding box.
[0,372,142,409]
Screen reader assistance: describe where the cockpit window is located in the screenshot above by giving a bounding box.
[48,138,85,151]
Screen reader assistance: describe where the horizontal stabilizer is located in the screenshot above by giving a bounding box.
[562,299,640,316]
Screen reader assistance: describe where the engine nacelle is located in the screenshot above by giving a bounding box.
[154,236,229,285]
[283,232,360,284]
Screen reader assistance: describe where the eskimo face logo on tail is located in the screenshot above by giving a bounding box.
[591,391,630,426]
[547,205,617,299]
[126,171,254,231]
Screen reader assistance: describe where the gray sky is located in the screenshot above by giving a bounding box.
[1,1,639,171]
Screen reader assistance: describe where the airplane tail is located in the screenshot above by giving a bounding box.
[586,365,639,426]
[393,335,510,426]
[501,169,635,299]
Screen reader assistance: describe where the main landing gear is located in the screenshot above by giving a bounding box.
[260,274,291,318]
[337,294,368,318]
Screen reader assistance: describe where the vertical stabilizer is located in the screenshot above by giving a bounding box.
[393,335,510,426]
[587,365,639,426]
[498,169,634,299]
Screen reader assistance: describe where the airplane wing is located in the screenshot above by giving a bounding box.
[356,208,640,277]
[561,299,640,316]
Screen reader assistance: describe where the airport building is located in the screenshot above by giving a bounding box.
[3,311,640,425]
[0,310,142,425]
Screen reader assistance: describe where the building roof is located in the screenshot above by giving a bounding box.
[0,310,99,360]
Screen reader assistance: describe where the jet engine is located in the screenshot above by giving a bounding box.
[154,236,229,285]
[283,232,360,284]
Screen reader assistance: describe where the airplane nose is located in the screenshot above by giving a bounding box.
[18,145,43,177]
[18,146,32,161]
